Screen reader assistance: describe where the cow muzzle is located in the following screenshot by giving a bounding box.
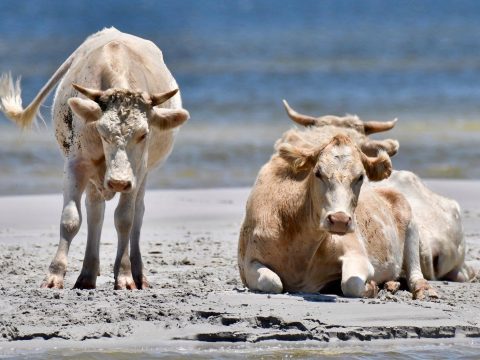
[106,178,133,193]
[326,211,353,235]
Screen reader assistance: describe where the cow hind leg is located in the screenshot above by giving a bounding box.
[41,160,88,289]
[130,178,149,289]
[442,263,478,283]
[244,261,283,293]
[404,221,438,300]
[74,183,105,289]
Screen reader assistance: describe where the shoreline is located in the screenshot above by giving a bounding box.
[1,181,479,356]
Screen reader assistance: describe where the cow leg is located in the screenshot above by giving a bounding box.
[113,190,137,290]
[73,183,105,289]
[341,255,375,298]
[442,263,477,282]
[41,159,88,289]
[130,177,148,289]
[419,236,436,280]
[244,260,283,293]
[404,221,438,300]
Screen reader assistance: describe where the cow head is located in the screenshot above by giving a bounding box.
[282,100,399,157]
[278,134,392,235]
[68,84,189,193]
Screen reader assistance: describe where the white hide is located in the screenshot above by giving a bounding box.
[0,28,189,290]
[374,170,475,281]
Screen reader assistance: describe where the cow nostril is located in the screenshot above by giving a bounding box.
[327,214,335,225]
[327,212,351,226]
[107,180,131,192]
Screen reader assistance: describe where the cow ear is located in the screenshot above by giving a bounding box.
[278,143,317,172]
[149,107,189,130]
[361,150,392,181]
[361,139,399,157]
[68,97,102,123]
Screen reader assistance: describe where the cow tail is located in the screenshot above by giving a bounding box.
[0,53,75,129]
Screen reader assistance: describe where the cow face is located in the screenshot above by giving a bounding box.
[278,134,392,235]
[68,85,189,193]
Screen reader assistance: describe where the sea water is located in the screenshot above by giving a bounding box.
[0,0,480,195]
[3,339,480,359]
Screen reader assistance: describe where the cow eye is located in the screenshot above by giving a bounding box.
[138,133,148,142]
[314,169,325,182]
[355,174,364,185]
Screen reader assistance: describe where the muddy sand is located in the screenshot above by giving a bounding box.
[1,181,480,356]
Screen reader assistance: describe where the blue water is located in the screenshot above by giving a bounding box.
[0,0,480,195]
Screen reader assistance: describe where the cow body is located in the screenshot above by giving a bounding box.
[0,28,189,289]
[238,133,436,299]
[277,101,476,283]
[376,171,474,281]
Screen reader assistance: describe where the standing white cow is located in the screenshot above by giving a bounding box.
[0,28,189,290]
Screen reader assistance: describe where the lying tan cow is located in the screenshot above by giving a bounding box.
[238,129,437,299]
[0,28,189,290]
[281,101,476,283]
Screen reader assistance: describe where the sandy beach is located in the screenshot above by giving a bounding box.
[0,180,479,357]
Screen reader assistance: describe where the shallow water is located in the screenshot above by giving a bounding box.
[4,339,480,359]
[1,1,480,194]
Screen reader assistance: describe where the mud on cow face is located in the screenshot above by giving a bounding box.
[279,134,392,235]
[67,84,189,193]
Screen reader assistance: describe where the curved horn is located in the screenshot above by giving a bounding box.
[363,118,398,135]
[282,100,317,127]
[360,150,392,181]
[361,139,399,157]
[72,83,104,102]
[150,88,179,107]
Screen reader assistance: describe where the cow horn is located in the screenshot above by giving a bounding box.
[72,83,104,102]
[361,139,399,157]
[282,100,318,127]
[150,88,179,107]
[363,118,397,135]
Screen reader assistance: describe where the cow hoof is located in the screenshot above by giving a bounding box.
[384,281,401,294]
[41,274,64,289]
[114,275,137,290]
[413,279,439,300]
[73,274,97,289]
[363,280,379,298]
[134,275,149,290]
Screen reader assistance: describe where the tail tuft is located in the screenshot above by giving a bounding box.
[0,72,38,128]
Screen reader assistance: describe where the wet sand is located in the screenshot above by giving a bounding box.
[0,182,479,357]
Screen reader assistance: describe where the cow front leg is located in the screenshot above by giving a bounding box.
[74,183,105,289]
[404,221,438,300]
[130,177,148,289]
[244,260,283,293]
[113,191,137,290]
[341,254,375,298]
[42,159,88,289]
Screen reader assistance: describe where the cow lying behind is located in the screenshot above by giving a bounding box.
[281,101,476,282]
[238,130,437,299]
[0,28,189,290]
[376,171,475,282]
